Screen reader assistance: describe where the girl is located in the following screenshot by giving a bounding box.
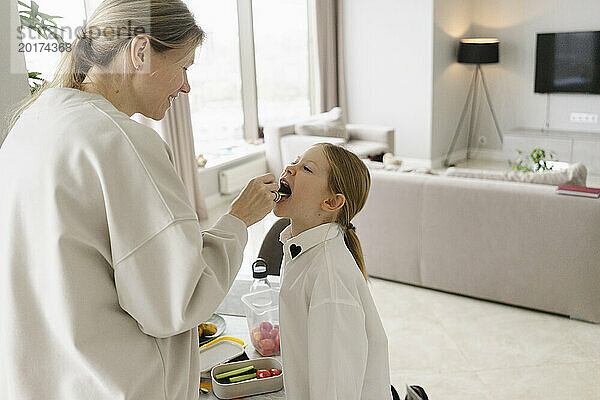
[274,143,394,399]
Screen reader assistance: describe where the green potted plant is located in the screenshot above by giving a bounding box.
[18,0,64,93]
[511,147,558,172]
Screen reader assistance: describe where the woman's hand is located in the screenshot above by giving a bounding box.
[228,174,279,227]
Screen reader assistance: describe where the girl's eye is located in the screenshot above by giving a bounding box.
[303,166,312,173]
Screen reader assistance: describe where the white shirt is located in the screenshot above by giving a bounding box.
[0,88,248,400]
[278,223,392,399]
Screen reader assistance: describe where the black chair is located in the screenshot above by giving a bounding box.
[253,218,290,276]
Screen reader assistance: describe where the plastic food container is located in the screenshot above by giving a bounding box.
[240,289,280,356]
[199,337,246,374]
[211,357,283,399]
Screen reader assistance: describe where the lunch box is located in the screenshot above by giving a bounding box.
[210,357,284,399]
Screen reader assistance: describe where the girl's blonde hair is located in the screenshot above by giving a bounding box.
[8,0,204,130]
[319,143,371,280]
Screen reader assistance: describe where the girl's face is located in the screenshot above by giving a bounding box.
[274,146,342,234]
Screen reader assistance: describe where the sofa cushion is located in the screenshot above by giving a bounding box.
[280,134,345,169]
[294,107,348,140]
[343,140,390,158]
[444,162,587,186]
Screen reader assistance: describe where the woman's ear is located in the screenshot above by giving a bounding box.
[321,193,345,212]
[129,35,150,71]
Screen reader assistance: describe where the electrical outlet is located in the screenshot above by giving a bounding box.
[570,112,598,124]
[478,136,487,145]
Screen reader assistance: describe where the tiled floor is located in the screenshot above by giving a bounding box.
[370,278,600,400]
[204,161,600,400]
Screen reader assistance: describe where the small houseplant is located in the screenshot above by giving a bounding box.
[18,0,65,93]
[511,148,558,172]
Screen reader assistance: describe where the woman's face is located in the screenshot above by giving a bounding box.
[274,145,336,231]
[132,45,194,120]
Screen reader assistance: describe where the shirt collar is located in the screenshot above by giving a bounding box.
[279,222,343,262]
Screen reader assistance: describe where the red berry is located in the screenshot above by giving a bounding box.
[269,368,281,376]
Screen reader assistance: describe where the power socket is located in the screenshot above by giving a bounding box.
[570,112,598,124]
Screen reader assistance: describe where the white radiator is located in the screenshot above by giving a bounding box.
[219,157,268,195]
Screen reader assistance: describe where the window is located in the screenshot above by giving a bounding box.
[185,1,311,160]
[253,0,311,126]
[185,1,245,157]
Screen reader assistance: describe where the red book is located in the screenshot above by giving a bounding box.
[556,185,600,198]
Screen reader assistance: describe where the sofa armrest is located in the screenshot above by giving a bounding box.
[346,124,395,153]
[263,123,295,174]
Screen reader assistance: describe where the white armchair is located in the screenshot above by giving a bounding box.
[263,111,395,174]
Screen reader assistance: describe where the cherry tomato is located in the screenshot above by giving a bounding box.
[269,368,282,376]
[256,369,272,379]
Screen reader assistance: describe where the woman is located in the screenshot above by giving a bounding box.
[0,1,277,399]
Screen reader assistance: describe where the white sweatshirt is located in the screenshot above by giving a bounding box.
[0,88,247,400]
[278,223,392,399]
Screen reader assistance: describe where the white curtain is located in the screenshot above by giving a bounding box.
[311,0,347,117]
[134,94,208,220]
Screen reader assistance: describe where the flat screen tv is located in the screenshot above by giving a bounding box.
[535,31,600,94]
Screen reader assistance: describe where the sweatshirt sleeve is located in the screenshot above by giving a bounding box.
[87,112,249,338]
[114,214,247,338]
[307,300,368,400]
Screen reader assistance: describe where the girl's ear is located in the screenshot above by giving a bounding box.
[321,193,345,212]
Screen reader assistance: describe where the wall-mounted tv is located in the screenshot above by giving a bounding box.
[535,31,600,94]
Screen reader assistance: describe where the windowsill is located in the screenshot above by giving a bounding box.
[197,142,266,173]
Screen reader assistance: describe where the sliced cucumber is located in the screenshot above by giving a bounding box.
[229,372,258,383]
[214,365,255,380]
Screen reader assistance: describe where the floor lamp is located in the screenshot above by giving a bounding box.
[444,38,504,167]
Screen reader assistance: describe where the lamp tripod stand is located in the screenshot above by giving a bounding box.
[443,64,504,167]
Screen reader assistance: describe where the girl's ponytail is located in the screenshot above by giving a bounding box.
[343,226,368,280]
[319,143,371,281]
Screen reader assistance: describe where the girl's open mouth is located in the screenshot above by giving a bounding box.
[276,180,292,203]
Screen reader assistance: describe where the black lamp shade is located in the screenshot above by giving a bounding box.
[458,38,499,64]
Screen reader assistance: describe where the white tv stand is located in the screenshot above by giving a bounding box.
[503,128,600,175]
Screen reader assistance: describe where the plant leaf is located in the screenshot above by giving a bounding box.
[30,0,39,19]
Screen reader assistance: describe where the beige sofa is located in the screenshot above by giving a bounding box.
[354,169,600,323]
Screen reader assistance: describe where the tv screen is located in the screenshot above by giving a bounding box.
[535,31,600,94]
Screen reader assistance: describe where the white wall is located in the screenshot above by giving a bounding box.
[343,0,434,163]
[0,0,30,146]
[431,0,474,164]
[471,0,600,148]
[344,0,600,166]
